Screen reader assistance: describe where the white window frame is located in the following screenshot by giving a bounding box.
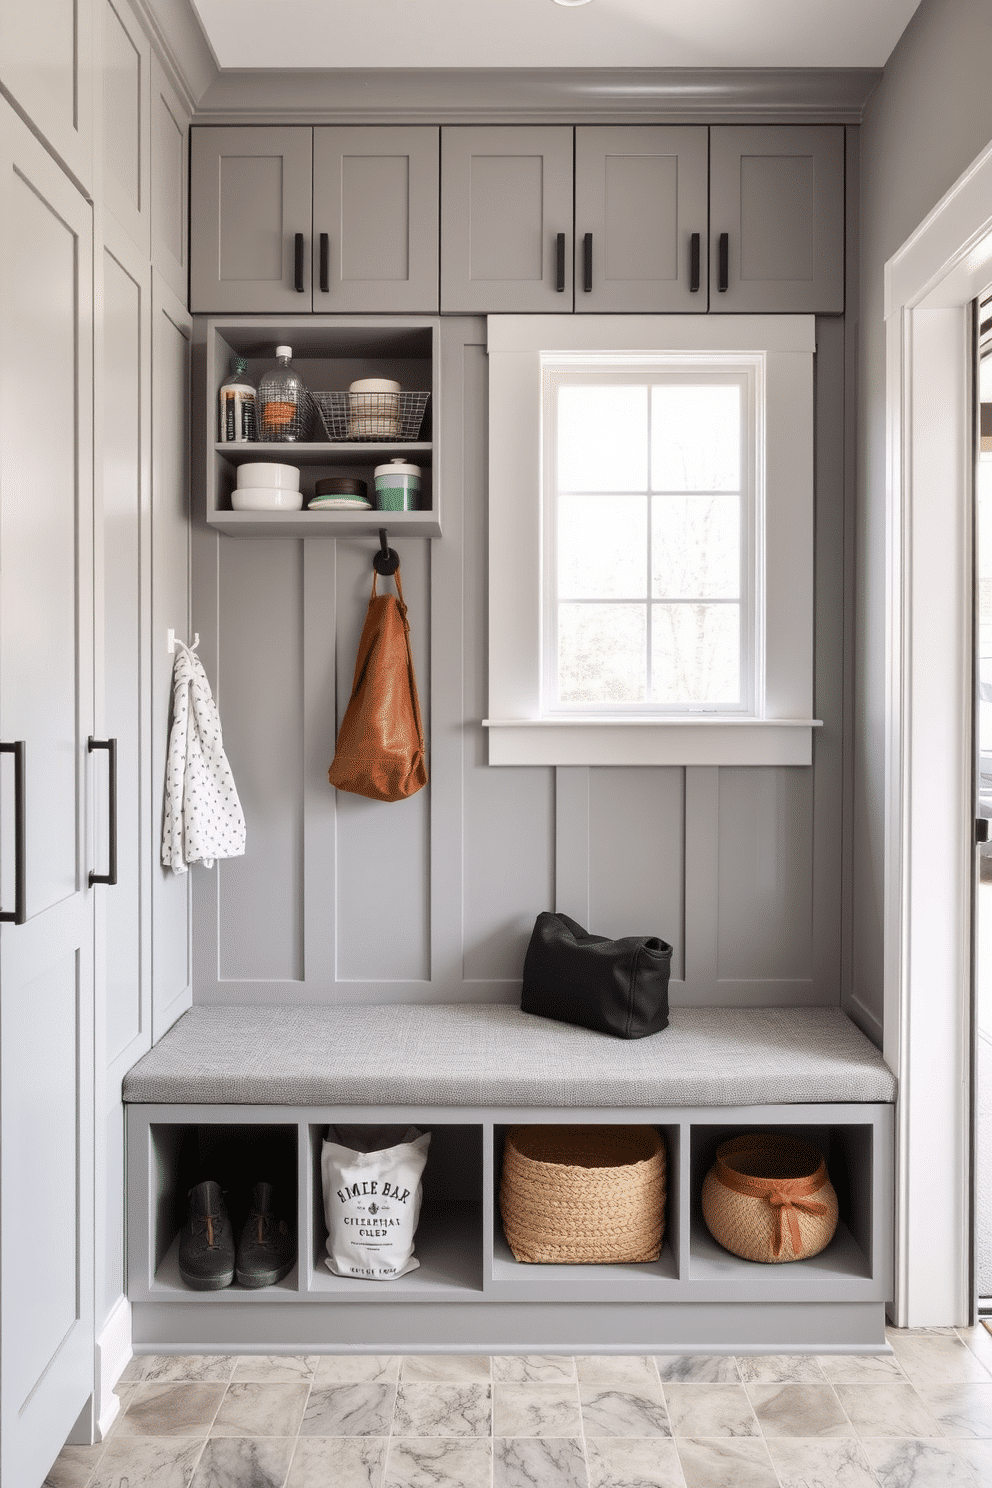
[485,315,819,767]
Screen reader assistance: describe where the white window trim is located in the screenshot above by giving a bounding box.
[485,314,820,767]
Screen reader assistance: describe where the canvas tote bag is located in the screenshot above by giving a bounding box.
[328,565,428,802]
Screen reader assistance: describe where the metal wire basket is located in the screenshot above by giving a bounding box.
[313,390,430,442]
[256,388,316,443]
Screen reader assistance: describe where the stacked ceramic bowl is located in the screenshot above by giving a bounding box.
[347,378,400,439]
[308,477,370,511]
[231,462,302,511]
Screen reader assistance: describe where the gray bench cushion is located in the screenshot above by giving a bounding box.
[122,1003,896,1107]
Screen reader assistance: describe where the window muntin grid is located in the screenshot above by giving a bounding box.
[542,362,758,715]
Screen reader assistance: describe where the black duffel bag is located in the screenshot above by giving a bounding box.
[521,912,672,1040]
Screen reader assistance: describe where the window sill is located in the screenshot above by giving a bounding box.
[482,718,823,767]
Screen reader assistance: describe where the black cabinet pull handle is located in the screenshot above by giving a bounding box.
[294,233,305,294]
[583,233,593,293]
[690,232,701,293]
[718,232,729,293]
[319,233,329,294]
[88,737,117,887]
[0,741,26,924]
[556,232,566,293]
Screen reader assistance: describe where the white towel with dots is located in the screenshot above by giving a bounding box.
[162,642,246,873]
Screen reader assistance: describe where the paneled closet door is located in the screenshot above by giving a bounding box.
[189,126,313,312]
[312,126,439,311]
[0,102,95,1488]
[575,126,709,312]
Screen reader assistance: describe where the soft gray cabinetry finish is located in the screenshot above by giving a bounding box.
[312,127,439,312]
[0,101,95,1487]
[190,126,313,314]
[151,54,190,304]
[191,127,440,313]
[152,273,193,1039]
[100,0,151,256]
[127,1102,893,1351]
[575,126,709,312]
[710,125,845,313]
[0,0,93,189]
[441,126,574,312]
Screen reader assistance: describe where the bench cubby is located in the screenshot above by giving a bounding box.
[123,1004,897,1352]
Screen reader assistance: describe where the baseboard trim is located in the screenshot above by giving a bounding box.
[95,1296,133,1441]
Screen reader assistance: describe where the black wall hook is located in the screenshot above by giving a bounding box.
[372,527,400,576]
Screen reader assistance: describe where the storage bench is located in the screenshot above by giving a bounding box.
[123,1003,896,1354]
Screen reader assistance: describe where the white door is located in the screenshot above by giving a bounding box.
[0,102,95,1486]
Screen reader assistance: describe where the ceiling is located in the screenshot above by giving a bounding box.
[189,0,923,73]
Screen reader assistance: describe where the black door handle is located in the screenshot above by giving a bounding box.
[583,233,593,293]
[319,233,329,294]
[294,233,305,294]
[556,233,566,293]
[0,741,26,923]
[88,737,117,887]
[718,232,729,293]
[690,232,701,293]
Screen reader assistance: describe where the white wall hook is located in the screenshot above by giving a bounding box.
[167,630,199,655]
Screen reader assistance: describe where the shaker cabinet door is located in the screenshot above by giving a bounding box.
[0,100,95,1488]
[190,126,314,313]
[441,126,574,312]
[709,125,844,314]
[575,126,709,312]
[313,126,439,312]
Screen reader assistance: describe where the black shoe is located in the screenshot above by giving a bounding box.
[178,1180,235,1290]
[235,1182,295,1289]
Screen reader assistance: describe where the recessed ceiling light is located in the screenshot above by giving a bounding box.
[552,0,593,7]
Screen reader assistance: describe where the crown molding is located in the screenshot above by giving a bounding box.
[192,67,882,126]
[132,0,218,112]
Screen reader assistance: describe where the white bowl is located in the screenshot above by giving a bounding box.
[231,486,304,511]
[236,462,301,491]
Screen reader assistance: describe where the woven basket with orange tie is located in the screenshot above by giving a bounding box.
[701,1133,838,1264]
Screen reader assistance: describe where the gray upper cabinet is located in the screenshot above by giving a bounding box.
[441,126,574,313]
[709,125,844,313]
[190,126,314,313]
[575,126,709,313]
[191,126,439,314]
[312,127,439,312]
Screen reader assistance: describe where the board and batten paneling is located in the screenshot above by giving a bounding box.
[151,272,192,1040]
[192,314,846,1007]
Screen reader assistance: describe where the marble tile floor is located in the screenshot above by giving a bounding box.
[42,1327,992,1488]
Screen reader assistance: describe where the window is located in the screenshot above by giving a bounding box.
[486,316,818,767]
[544,359,756,715]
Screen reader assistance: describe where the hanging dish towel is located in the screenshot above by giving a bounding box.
[162,641,246,873]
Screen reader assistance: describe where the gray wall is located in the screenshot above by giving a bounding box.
[193,291,852,1011]
[853,0,992,1038]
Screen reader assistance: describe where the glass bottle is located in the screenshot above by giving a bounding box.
[258,345,311,442]
[218,355,256,443]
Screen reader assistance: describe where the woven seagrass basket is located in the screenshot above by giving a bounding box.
[499,1125,666,1264]
[701,1133,838,1264]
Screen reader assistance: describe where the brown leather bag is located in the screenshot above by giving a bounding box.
[328,566,428,802]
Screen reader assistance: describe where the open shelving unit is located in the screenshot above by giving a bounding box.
[204,317,441,538]
[127,1101,893,1351]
